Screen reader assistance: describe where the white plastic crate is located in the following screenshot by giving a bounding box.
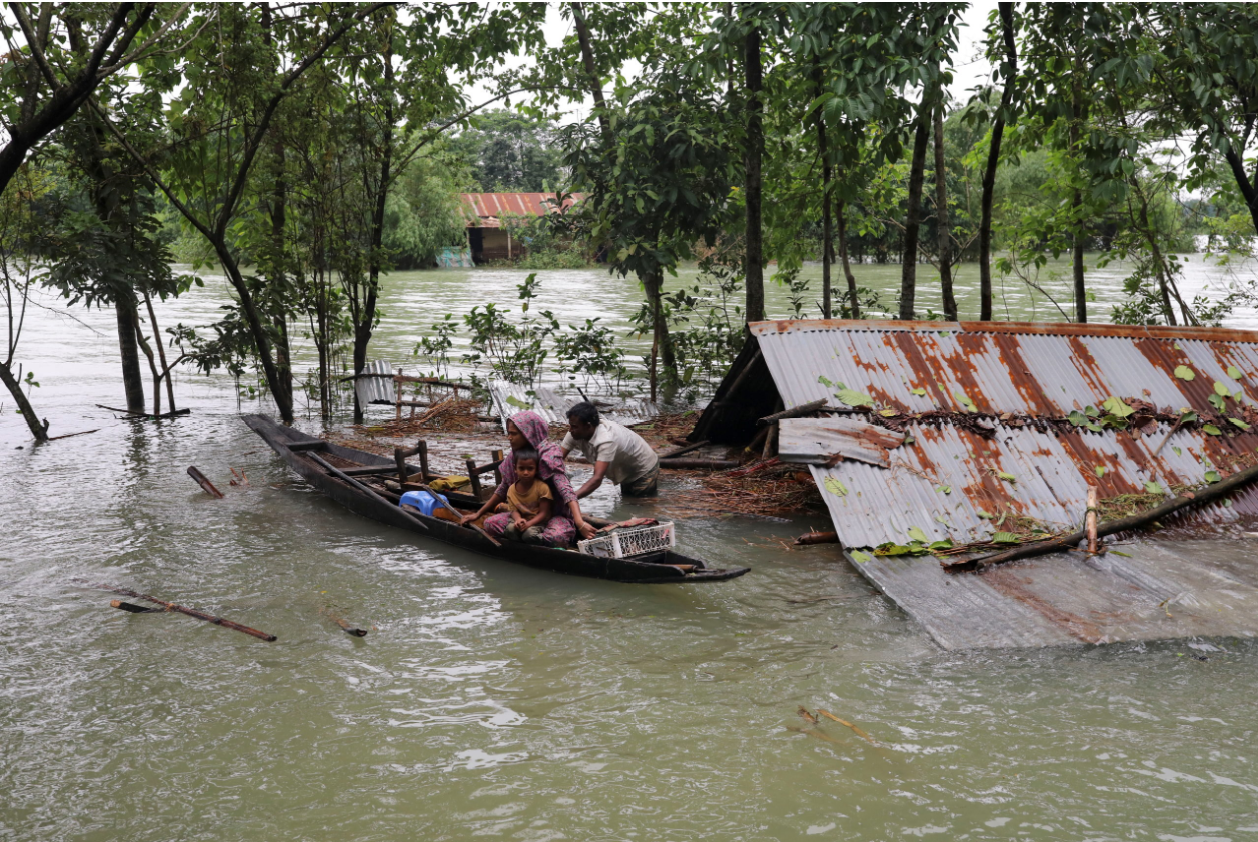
[577,522,676,558]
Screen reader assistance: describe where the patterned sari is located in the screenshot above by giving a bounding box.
[483,411,577,546]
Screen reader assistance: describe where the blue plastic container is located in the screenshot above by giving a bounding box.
[399,489,451,517]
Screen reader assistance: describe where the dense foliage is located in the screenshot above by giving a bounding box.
[4,2,1258,437]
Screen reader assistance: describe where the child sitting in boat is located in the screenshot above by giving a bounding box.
[502,449,554,544]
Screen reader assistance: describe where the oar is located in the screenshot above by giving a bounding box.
[306,451,428,532]
[81,582,276,641]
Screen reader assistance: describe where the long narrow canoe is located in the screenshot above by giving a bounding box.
[244,414,750,584]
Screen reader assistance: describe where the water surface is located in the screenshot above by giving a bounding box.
[3,259,1257,841]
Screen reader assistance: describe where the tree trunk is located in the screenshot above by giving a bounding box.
[1070,66,1087,323]
[570,3,612,144]
[934,103,957,321]
[134,321,161,415]
[979,1,1017,321]
[814,68,832,319]
[0,358,49,442]
[642,270,673,393]
[115,293,146,414]
[143,292,176,412]
[744,22,765,322]
[355,29,393,425]
[900,116,931,320]
[1072,190,1087,323]
[214,243,294,423]
[836,198,859,318]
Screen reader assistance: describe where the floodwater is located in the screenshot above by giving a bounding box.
[3,258,1258,841]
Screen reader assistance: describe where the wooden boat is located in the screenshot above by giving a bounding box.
[244,414,751,584]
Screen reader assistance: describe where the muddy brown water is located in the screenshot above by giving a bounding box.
[3,260,1257,840]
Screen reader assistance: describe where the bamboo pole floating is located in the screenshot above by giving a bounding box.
[946,461,1258,573]
[84,583,277,640]
[1086,487,1099,555]
[187,466,224,498]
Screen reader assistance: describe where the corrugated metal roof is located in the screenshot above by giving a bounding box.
[748,319,1258,549]
[460,193,582,228]
[487,381,658,432]
[698,319,1258,649]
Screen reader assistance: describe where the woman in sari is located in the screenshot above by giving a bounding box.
[460,410,596,546]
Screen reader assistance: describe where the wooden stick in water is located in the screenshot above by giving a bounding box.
[84,582,276,641]
[817,709,877,745]
[187,466,224,498]
[110,599,160,614]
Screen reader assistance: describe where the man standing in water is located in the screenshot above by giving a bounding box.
[562,401,661,498]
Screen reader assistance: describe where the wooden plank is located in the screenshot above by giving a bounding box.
[778,418,904,468]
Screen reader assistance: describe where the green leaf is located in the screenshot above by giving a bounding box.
[1144,481,1164,495]
[934,514,950,524]
[953,390,977,412]
[835,388,874,408]
[903,434,915,445]
[1229,417,1251,430]
[1172,446,1182,456]
[879,409,897,417]
[817,375,834,387]
[1228,365,1243,380]
[849,550,872,564]
[991,532,1020,544]
[1109,550,1132,558]
[910,387,927,396]
[1095,466,1106,478]
[1214,381,1231,397]
[1084,405,1099,418]
[1174,365,1196,381]
[977,510,993,520]
[907,526,929,543]
[823,477,848,497]
[1179,410,1198,423]
[1067,410,1088,427]
[936,485,952,494]
[1205,470,1222,483]
[996,471,1016,483]
[928,540,953,551]
[1203,424,1222,435]
[1209,394,1226,411]
[1102,396,1135,418]
[505,395,531,409]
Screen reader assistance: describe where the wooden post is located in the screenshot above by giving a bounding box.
[418,440,430,482]
[507,229,512,260]
[394,370,402,421]
[492,449,504,487]
[466,458,482,498]
[1086,487,1098,555]
[395,447,408,485]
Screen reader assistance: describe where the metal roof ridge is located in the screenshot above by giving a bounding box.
[748,318,1258,343]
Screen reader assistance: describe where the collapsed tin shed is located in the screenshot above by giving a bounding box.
[695,319,1258,649]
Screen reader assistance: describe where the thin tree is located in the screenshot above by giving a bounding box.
[934,102,957,320]
[978,2,1017,321]
[743,15,765,323]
